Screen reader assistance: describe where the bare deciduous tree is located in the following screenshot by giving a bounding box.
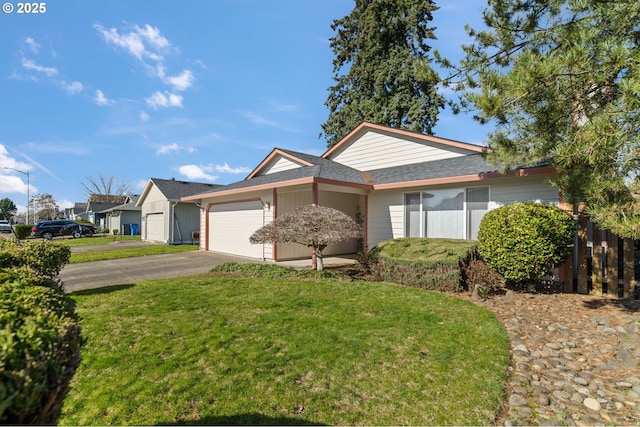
[82,173,129,203]
[249,205,362,270]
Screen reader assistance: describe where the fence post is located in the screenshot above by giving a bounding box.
[592,225,601,295]
[576,214,589,294]
[624,238,635,298]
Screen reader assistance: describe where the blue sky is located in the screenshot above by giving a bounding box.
[0,0,489,215]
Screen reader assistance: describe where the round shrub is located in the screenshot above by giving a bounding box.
[0,239,70,283]
[0,238,81,424]
[0,281,83,424]
[477,203,575,288]
[12,224,32,240]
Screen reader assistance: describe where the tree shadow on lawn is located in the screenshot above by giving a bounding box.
[70,283,136,296]
[158,413,326,426]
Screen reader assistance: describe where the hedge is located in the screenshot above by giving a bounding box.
[0,238,82,424]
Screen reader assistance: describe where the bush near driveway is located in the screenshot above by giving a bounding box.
[0,238,83,424]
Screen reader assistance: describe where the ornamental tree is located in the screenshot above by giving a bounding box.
[249,205,362,270]
[443,0,640,238]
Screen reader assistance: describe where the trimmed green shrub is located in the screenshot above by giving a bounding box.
[12,224,32,240]
[477,203,575,289]
[365,238,476,292]
[0,239,82,424]
[0,282,83,424]
[0,239,71,283]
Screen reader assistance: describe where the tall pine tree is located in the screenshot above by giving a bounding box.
[449,0,640,238]
[321,0,444,147]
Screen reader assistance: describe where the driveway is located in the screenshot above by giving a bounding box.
[60,250,261,293]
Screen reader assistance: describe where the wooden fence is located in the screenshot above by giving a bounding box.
[559,212,639,299]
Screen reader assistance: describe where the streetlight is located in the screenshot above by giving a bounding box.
[3,167,30,224]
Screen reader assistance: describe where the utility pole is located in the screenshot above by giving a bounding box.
[3,167,30,224]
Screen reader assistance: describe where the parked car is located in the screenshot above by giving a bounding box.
[62,222,97,239]
[0,220,11,233]
[31,220,97,240]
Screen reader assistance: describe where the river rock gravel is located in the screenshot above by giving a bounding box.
[471,291,640,426]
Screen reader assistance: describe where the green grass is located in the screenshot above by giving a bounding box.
[57,235,140,246]
[69,244,198,263]
[61,275,510,426]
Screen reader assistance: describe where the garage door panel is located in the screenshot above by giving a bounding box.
[209,201,264,258]
[146,213,165,242]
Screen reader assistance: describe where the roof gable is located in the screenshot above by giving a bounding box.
[247,148,315,179]
[138,178,222,205]
[322,122,485,171]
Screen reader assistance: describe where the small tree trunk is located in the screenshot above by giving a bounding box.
[316,249,324,271]
[311,247,317,270]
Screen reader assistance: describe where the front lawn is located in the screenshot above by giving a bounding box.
[69,244,198,263]
[61,275,509,425]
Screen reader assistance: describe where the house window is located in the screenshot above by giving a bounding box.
[404,187,489,240]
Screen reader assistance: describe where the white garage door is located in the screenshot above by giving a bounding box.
[145,213,165,242]
[209,201,264,258]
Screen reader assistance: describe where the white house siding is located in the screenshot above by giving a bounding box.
[261,157,303,175]
[275,189,313,259]
[328,130,473,171]
[489,176,560,209]
[366,177,560,250]
[318,190,361,256]
[367,190,405,250]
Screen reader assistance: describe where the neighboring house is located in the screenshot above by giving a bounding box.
[137,178,222,244]
[183,122,560,261]
[99,194,142,235]
[64,203,88,221]
[86,195,127,229]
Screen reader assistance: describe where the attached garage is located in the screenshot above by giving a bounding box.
[145,213,165,242]
[208,200,266,258]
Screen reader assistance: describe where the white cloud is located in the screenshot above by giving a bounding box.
[21,57,57,76]
[139,111,150,121]
[164,69,194,91]
[145,91,183,109]
[24,37,40,54]
[57,199,75,210]
[157,143,181,155]
[94,89,114,105]
[95,22,195,99]
[94,23,167,61]
[62,81,84,95]
[214,163,251,174]
[0,144,36,195]
[178,164,218,181]
[156,143,195,155]
[135,24,171,51]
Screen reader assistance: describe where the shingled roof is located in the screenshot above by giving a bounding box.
[148,178,222,201]
[183,151,504,200]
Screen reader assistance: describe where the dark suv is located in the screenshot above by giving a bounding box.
[31,220,97,240]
